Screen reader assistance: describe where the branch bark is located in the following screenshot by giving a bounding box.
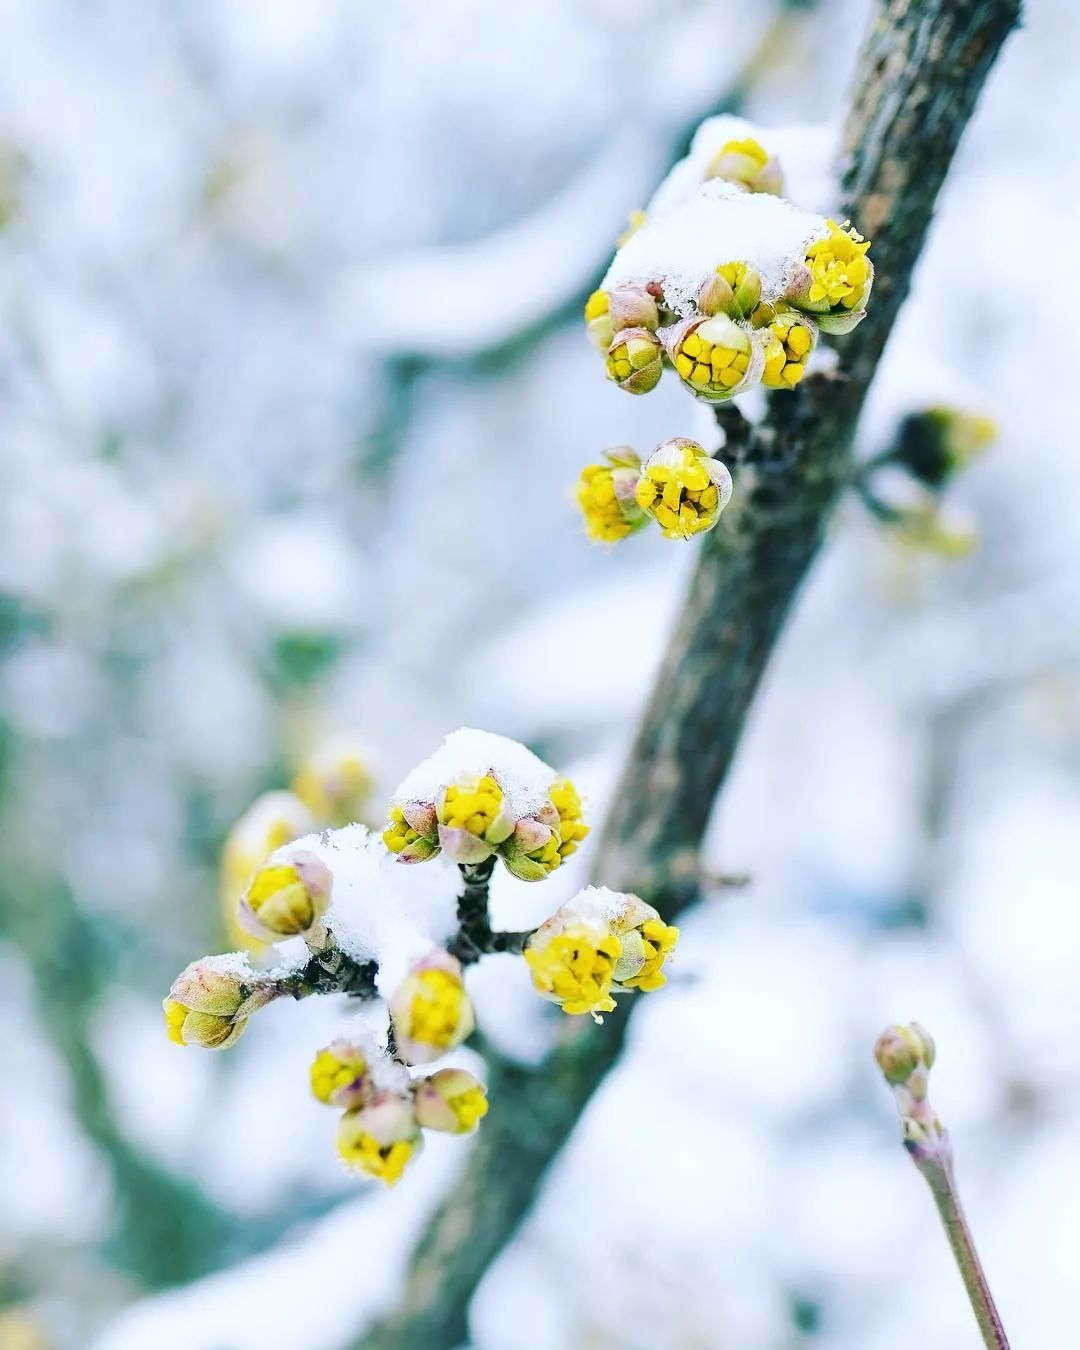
[359,2,1019,1343]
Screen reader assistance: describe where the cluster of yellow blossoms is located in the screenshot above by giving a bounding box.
[586,222,871,409]
[383,763,589,883]
[165,730,680,1187]
[309,955,486,1186]
[525,887,680,1021]
[577,437,733,544]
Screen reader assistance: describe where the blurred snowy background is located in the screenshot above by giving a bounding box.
[1,0,1078,1347]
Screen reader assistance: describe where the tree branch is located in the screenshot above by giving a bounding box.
[358,2,1019,1343]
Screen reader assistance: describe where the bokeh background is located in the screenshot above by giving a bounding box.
[2,1,1078,1347]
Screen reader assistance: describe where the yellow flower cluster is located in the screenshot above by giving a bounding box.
[525,925,622,1019]
[576,449,646,544]
[762,312,816,389]
[391,954,476,1065]
[787,220,874,333]
[525,888,680,1021]
[384,759,589,881]
[671,313,753,400]
[634,438,733,541]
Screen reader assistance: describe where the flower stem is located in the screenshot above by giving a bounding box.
[912,1148,1010,1349]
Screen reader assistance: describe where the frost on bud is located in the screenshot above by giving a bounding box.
[310,1038,374,1109]
[435,773,516,864]
[705,136,783,195]
[875,1022,936,1093]
[584,285,658,354]
[605,327,663,395]
[761,312,817,390]
[413,1067,489,1134]
[634,438,733,540]
[698,262,761,322]
[666,314,760,402]
[291,737,374,828]
[163,955,274,1050]
[575,448,647,545]
[382,800,440,863]
[390,951,476,1065]
[786,219,873,333]
[890,407,997,488]
[238,851,331,941]
[337,1092,422,1186]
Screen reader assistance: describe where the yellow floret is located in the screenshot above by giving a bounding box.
[407,968,470,1050]
[762,313,816,389]
[635,443,724,540]
[310,1045,369,1105]
[525,925,622,1019]
[804,220,872,310]
[438,775,502,837]
[337,1125,417,1186]
[619,917,680,991]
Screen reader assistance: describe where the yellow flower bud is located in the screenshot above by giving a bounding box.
[220,789,316,950]
[634,438,733,540]
[705,136,783,195]
[524,921,621,1020]
[787,219,873,333]
[666,314,759,402]
[163,955,273,1050]
[382,800,440,863]
[413,1068,489,1134]
[337,1093,422,1186]
[310,1038,374,1109]
[890,407,997,487]
[391,952,476,1065]
[585,285,659,355]
[499,778,589,882]
[699,262,762,322]
[435,773,516,864]
[761,311,817,390]
[609,897,679,992]
[605,327,663,395]
[575,448,646,545]
[238,850,331,942]
[291,736,375,828]
[875,1023,936,1104]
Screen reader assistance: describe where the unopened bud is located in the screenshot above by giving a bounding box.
[337,1092,422,1186]
[891,407,997,488]
[383,800,440,863]
[414,1067,489,1134]
[762,312,817,390]
[875,1022,936,1090]
[238,851,331,941]
[705,137,783,195]
[291,736,375,828]
[390,951,476,1065]
[575,448,647,545]
[667,314,759,402]
[310,1038,374,1109]
[163,955,273,1050]
[606,327,663,395]
[436,773,516,864]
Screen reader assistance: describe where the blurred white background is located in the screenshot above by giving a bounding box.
[1,1,1078,1347]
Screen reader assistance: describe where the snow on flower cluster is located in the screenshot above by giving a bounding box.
[162,728,678,1186]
